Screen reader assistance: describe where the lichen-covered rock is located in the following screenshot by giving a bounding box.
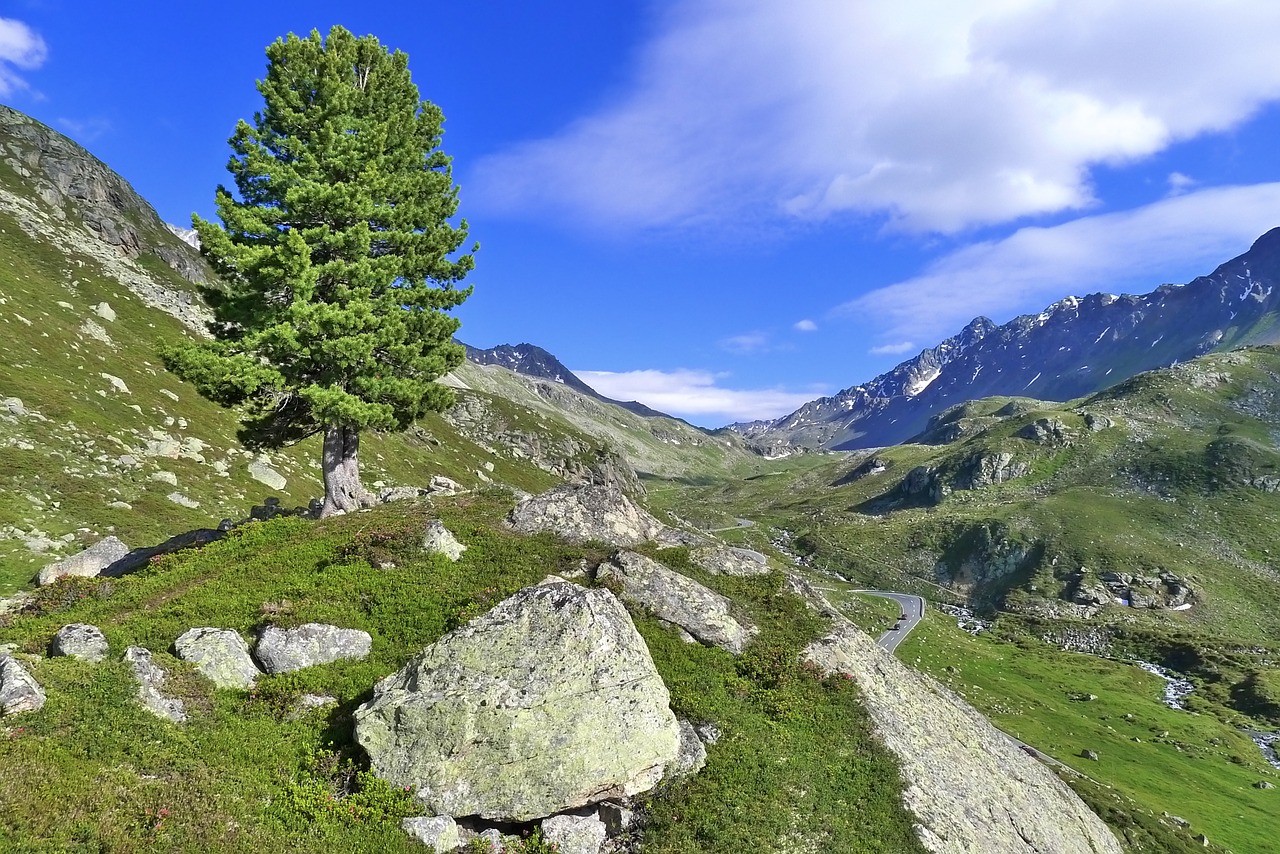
[0,656,45,715]
[507,484,666,547]
[255,624,372,674]
[956,451,1029,490]
[400,815,462,851]
[803,621,1123,854]
[596,551,758,654]
[541,813,607,854]
[51,623,109,662]
[355,581,681,822]
[422,520,467,562]
[175,628,259,689]
[37,536,129,586]
[668,718,707,778]
[690,544,771,577]
[1018,418,1072,445]
[124,646,186,723]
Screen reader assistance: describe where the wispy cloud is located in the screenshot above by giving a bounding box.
[1166,171,1196,196]
[574,368,824,424]
[0,18,46,96]
[793,319,818,332]
[56,117,111,143]
[835,183,1280,346]
[869,341,915,356]
[471,0,1280,234]
[718,332,771,354]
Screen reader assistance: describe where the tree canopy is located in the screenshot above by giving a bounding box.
[166,26,474,515]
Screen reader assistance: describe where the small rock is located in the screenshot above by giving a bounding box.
[1080,749,1099,761]
[597,803,634,835]
[668,718,708,778]
[167,492,199,508]
[255,624,372,674]
[288,694,338,720]
[51,624,109,662]
[429,475,461,495]
[174,628,259,689]
[93,302,116,321]
[541,813,607,854]
[150,470,178,486]
[100,373,130,394]
[107,501,132,511]
[1169,815,1190,828]
[37,536,129,586]
[248,457,287,491]
[1254,780,1275,789]
[0,656,45,715]
[124,646,186,723]
[3,397,26,417]
[400,815,462,851]
[694,722,722,746]
[422,520,467,562]
[1195,833,1209,846]
[471,829,508,852]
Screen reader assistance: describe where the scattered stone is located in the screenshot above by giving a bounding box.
[37,535,129,586]
[166,492,199,508]
[51,623,109,662]
[507,484,667,547]
[694,722,722,746]
[124,646,186,723]
[100,373,130,394]
[150,470,178,485]
[596,550,758,654]
[1081,749,1100,761]
[597,803,634,835]
[1018,417,1072,445]
[93,301,116,321]
[690,544,771,576]
[0,656,45,715]
[400,815,462,852]
[1254,780,1274,789]
[1083,412,1114,431]
[422,520,467,562]
[174,628,259,689]
[380,486,428,503]
[255,624,372,674]
[288,694,338,720]
[159,388,180,402]
[107,501,132,511]
[429,475,462,495]
[3,397,25,417]
[248,457,287,491]
[472,829,509,852]
[669,718,708,778]
[1195,833,1209,846]
[1168,815,1190,828]
[355,580,681,822]
[541,813,607,854]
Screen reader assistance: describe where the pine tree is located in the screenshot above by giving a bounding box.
[165,26,474,517]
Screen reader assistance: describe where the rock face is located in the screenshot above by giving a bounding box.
[37,536,129,586]
[0,656,45,715]
[174,628,259,689]
[596,551,758,654]
[507,484,666,547]
[124,647,187,723]
[355,580,681,822]
[51,623,109,662]
[254,624,372,674]
[422,520,467,562]
[803,620,1123,854]
[691,544,771,576]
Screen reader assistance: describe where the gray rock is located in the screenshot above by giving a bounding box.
[472,829,509,852]
[150,470,178,485]
[1081,749,1099,761]
[429,475,462,495]
[1083,412,1114,431]
[247,457,287,491]
[93,301,116,321]
[51,623,109,662]
[1254,780,1275,789]
[174,628,259,689]
[255,624,372,674]
[4,397,26,417]
[669,718,708,778]
[288,693,339,720]
[166,492,199,508]
[381,486,428,503]
[597,802,634,835]
[422,520,467,562]
[1018,418,1071,445]
[400,815,462,851]
[37,535,129,586]
[355,581,681,822]
[958,451,1029,490]
[694,722,722,746]
[541,813,607,854]
[690,544,771,576]
[596,551,758,654]
[123,646,186,723]
[507,484,667,547]
[0,656,45,715]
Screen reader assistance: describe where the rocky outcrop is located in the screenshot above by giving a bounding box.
[124,646,186,723]
[254,624,372,674]
[0,656,45,715]
[803,621,1123,854]
[506,484,667,547]
[422,521,467,562]
[691,544,771,576]
[36,536,129,586]
[1018,418,1072,446]
[51,623,109,662]
[355,579,681,822]
[596,551,758,654]
[174,628,259,689]
[955,451,1029,490]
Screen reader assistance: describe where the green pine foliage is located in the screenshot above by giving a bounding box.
[165,26,473,457]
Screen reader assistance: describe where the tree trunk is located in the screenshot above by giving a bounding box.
[320,424,375,517]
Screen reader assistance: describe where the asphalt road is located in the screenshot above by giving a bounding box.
[855,590,926,653]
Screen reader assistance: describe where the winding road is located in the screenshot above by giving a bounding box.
[856,590,926,653]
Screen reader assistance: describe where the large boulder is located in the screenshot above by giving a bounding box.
[596,551,758,654]
[802,619,1123,854]
[124,647,186,723]
[506,484,666,547]
[690,544,771,577]
[175,628,259,689]
[51,623,109,663]
[355,579,681,822]
[254,624,372,674]
[37,536,129,586]
[0,656,45,715]
[422,520,467,562]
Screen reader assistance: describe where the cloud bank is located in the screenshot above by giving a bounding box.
[0,18,46,96]
[574,368,823,424]
[471,0,1280,233]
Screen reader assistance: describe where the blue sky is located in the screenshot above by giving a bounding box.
[4,1,1280,426]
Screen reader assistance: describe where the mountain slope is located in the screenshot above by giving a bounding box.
[738,228,1280,450]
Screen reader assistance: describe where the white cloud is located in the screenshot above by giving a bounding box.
[0,18,46,96]
[470,0,1280,233]
[56,117,111,143]
[719,332,770,354]
[574,368,823,424]
[870,341,916,356]
[794,319,818,332]
[1167,172,1196,195]
[835,182,1280,346]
